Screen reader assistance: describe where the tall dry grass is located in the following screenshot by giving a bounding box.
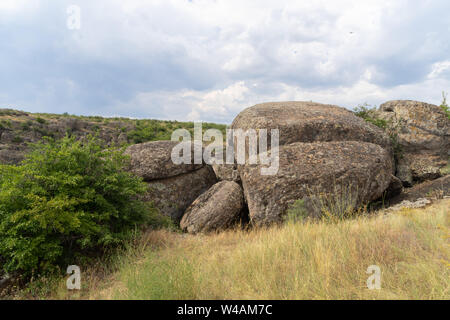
[10,199,448,300]
[105,199,449,300]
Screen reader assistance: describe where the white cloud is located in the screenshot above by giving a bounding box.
[114,75,450,123]
[428,60,450,79]
[0,0,30,12]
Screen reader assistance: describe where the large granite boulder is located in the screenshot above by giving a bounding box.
[239,141,393,226]
[141,166,217,221]
[180,181,244,234]
[376,100,450,185]
[124,140,203,181]
[125,140,217,221]
[231,101,392,151]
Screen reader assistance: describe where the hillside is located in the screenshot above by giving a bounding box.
[0,108,227,165]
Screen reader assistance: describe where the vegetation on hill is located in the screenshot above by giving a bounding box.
[126,119,227,144]
[0,135,171,277]
[0,109,228,165]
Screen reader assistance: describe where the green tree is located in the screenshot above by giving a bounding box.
[440,91,450,119]
[0,135,166,275]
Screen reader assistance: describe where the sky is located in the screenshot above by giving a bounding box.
[1,0,450,123]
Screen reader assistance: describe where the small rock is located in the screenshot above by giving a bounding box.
[388,198,431,211]
[180,181,245,234]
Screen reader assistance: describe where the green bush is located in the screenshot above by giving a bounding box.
[1,120,12,128]
[440,92,450,120]
[285,199,308,223]
[33,126,54,138]
[0,135,167,276]
[353,104,388,129]
[36,117,46,124]
[21,120,33,131]
[12,135,24,143]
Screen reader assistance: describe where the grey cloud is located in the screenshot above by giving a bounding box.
[0,0,449,122]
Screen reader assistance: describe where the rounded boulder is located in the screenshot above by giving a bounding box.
[180,181,245,234]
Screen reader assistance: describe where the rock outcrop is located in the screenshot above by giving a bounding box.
[125,141,217,221]
[384,175,404,199]
[180,181,244,233]
[376,100,450,186]
[231,101,392,151]
[212,163,240,182]
[142,166,217,221]
[388,175,450,205]
[239,141,393,225]
[3,101,445,231]
[231,101,395,225]
[125,140,202,181]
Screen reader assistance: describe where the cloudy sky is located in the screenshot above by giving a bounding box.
[1,0,449,123]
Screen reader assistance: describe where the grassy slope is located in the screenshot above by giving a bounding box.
[0,108,227,147]
[22,199,449,300]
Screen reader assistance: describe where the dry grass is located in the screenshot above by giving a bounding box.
[11,199,450,300]
[106,199,449,300]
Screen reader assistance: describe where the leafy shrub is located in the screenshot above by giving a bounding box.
[285,199,308,222]
[21,120,33,131]
[440,92,450,120]
[12,136,23,143]
[1,120,12,128]
[0,135,168,276]
[353,104,388,129]
[33,126,54,138]
[36,117,46,124]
